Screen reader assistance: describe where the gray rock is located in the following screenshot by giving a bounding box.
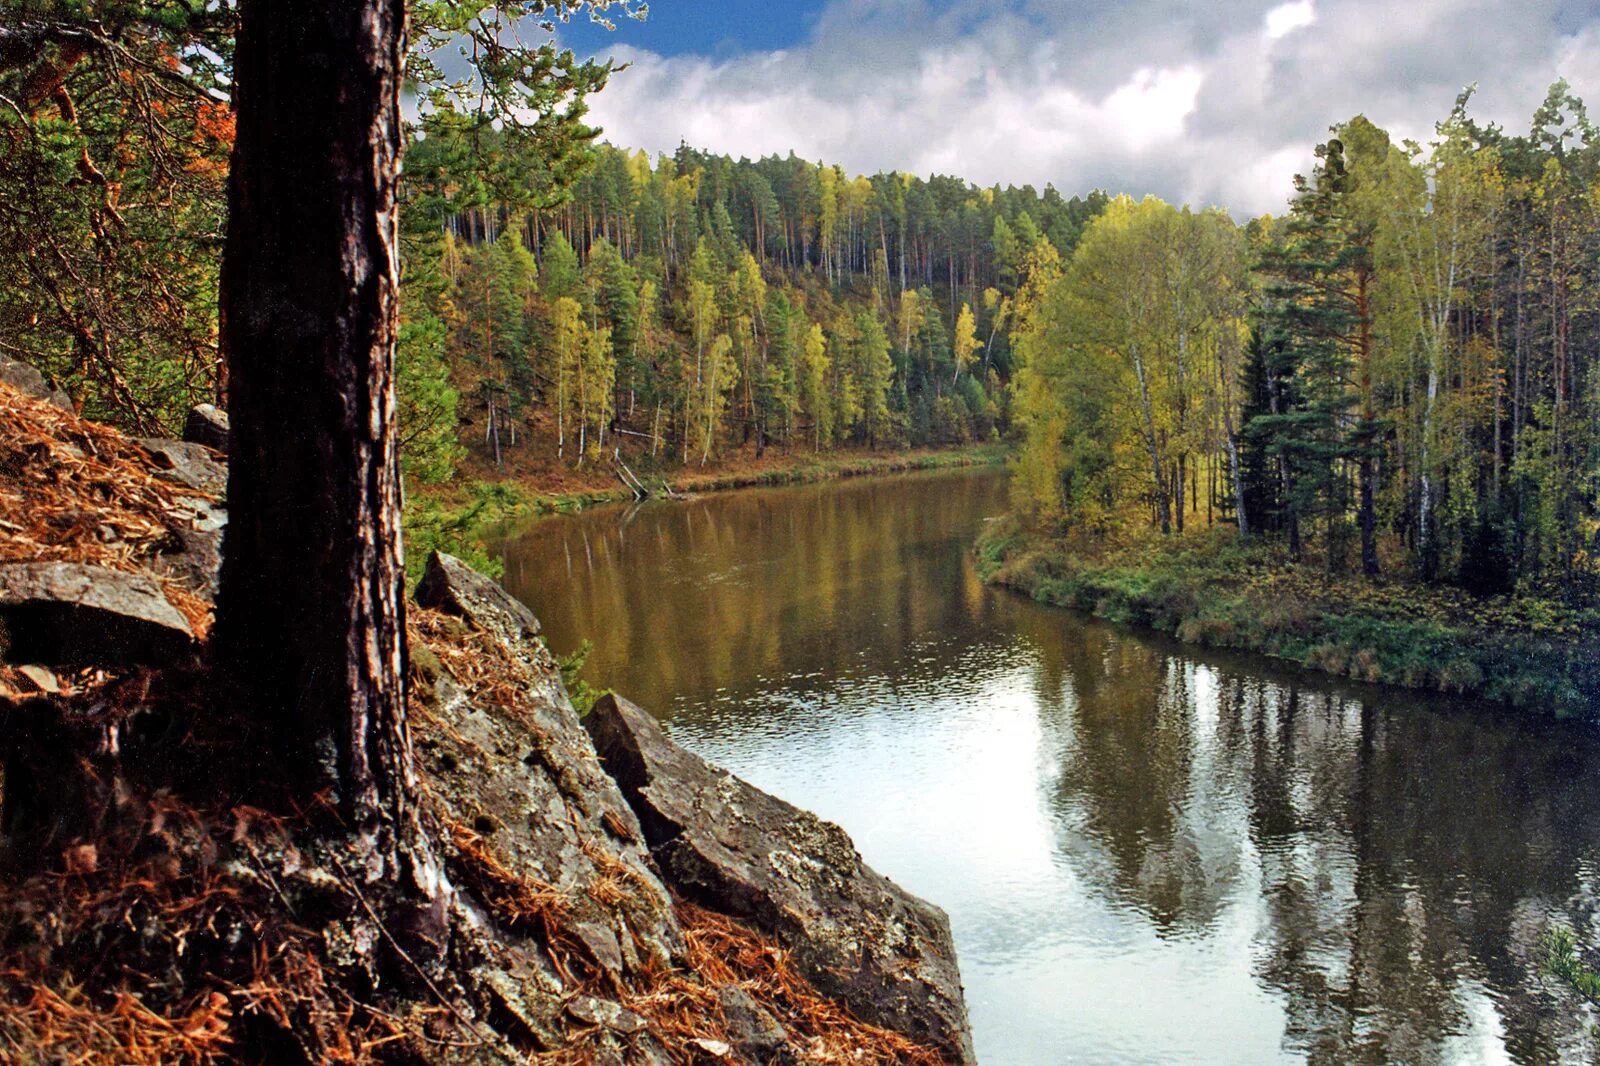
[717,986,792,1064]
[0,354,71,411]
[586,694,976,1064]
[415,551,540,643]
[566,995,648,1035]
[152,496,226,597]
[574,921,625,977]
[0,561,195,665]
[136,438,227,496]
[182,403,229,452]
[410,552,683,993]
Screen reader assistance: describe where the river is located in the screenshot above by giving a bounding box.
[496,465,1600,1065]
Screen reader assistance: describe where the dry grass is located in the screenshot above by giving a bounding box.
[0,380,214,638]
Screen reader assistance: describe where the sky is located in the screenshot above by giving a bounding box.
[550,0,1600,218]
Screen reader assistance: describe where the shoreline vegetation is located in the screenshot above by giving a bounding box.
[976,516,1600,719]
[985,86,1600,727]
[407,442,1005,578]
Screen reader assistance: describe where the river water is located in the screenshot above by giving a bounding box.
[497,465,1600,1065]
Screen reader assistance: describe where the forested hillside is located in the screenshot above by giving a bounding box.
[1,80,1104,488]
[395,141,1108,483]
[1008,83,1600,599]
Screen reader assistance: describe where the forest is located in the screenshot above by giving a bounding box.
[393,142,1114,487]
[0,74,1107,487]
[1007,84,1600,600]
[4,3,1596,644]
[7,1,1600,1062]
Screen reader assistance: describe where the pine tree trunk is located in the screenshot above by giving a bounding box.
[217,0,446,941]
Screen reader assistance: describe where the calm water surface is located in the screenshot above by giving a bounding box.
[498,466,1600,1065]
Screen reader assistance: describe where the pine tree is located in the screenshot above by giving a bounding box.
[540,229,581,303]
[1253,137,1366,567]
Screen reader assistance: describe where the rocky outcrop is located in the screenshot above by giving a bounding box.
[0,561,196,665]
[0,354,71,411]
[415,553,975,1062]
[183,403,230,451]
[151,495,226,597]
[136,437,227,496]
[130,436,228,595]
[408,552,684,1059]
[0,369,975,1064]
[586,693,977,1064]
[717,985,793,1064]
[0,362,221,663]
[416,550,541,644]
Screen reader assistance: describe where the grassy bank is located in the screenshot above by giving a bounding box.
[408,443,1004,581]
[976,518,1600,719]
[665,443,1006,495]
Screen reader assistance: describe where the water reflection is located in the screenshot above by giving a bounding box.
[497,467,1600,1065]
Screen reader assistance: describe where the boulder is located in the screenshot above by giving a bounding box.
[0,354,71,411]
[585,694,976,1064]
[151,495,226,597]
[0,561,195,665]
[415,551,540,645]
[182,403,230,452]
[717,986,793,1065]
[136,438,227,496]
[409,553,683,987]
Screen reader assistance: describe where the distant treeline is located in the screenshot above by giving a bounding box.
[392,140,1110,479]
[1010,82,1600,597]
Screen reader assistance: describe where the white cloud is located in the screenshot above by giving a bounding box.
[1103,67,1205,149]
[1264,1,1317,40]
[579,0,1600,217]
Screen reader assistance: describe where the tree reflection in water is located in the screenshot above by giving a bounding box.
[499,467,1600,1065]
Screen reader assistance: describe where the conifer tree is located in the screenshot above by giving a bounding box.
[1253,138,1366,566]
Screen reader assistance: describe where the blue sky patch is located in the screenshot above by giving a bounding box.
[559,1,824,61]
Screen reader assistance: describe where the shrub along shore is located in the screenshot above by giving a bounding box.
[976,517,1600,719]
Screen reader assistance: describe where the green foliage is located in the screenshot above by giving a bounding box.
[979,522,1600,718]
[1009,198,1245,533]
[1545,927,1600,1009]
[1002,79,1600,699]
[1,0,634,435]
[403,482,534,583]
[0,13,232,433]
[554,638,607,717]
[397,310,465,485]
[541,230,582,303]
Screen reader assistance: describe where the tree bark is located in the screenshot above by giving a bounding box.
[1131,346,1170,535]
[217,0,445,937]
[1356,270,1380,577]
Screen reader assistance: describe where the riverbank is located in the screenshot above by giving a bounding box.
[976,517,1600,719]
[0,362,974,1064]
[408,443,1005,580]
